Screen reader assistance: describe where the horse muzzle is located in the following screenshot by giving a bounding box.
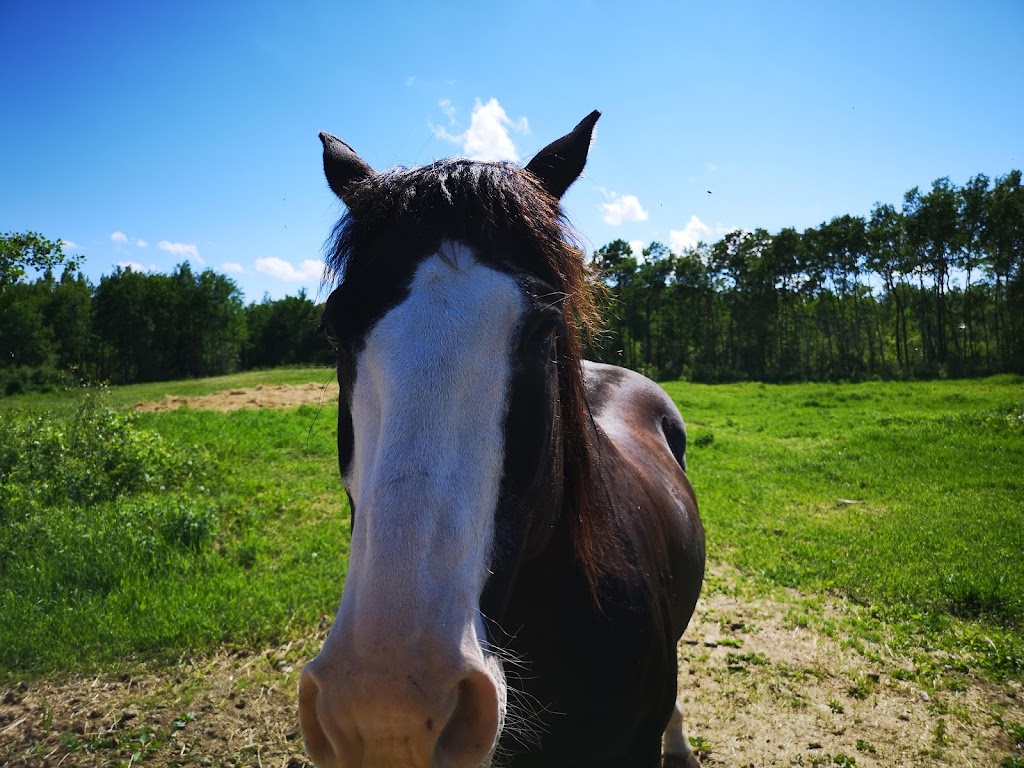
[298,644,502,768]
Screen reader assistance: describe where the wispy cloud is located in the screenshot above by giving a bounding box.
[111,231,149,248]
[60,240,80,251]
[254,257,324,282]
[405,75,417,87]
[600,192,649,226]
[439,98,457,125]
[117,260,148,272]
[157,240,203,264]
[433,97,528,162]
[220,262,244,274]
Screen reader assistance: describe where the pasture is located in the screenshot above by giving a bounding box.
[1,372,1022,766]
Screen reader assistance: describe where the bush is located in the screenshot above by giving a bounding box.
[0,387,214,610]
[0,365,69,396]
[0,386,201,507]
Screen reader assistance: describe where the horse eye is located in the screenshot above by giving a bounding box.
[321,327,340,349]
[521,308,563,353]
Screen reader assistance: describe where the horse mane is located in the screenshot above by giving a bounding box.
[324,158,621,600]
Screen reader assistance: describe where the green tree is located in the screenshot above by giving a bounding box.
[93,264,246,383]
[986,170,1024,370]
[955,174,990,365]
[591,240,640,368]
[0,232,80,289]
[243,290,331,369]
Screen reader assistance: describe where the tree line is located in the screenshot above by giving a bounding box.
[588,170,1023,381]
[0,233,332,395]
[2,168,1021,393]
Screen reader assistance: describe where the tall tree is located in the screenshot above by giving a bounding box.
[986,170,1024,369]
[956,174,991,363]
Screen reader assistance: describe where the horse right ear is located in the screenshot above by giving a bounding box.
[319,132,375,207]
[524,110,600,200]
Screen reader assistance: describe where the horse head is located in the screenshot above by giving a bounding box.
[299,112,602,768]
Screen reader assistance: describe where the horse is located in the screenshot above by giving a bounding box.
[298,111,706,768]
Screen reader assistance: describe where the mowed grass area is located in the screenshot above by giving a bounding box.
[1,371,1021,683]
[667,375,1024,677]
[0,365,339,416]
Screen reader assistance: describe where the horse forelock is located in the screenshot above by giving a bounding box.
[323,158,621,603]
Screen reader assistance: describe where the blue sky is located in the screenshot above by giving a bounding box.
[2,0,1021,302]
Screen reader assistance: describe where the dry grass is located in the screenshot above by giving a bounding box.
[133,382,339,413]
[3,564,1021,768]
[681,564,1024,767]
[0,627,327,768]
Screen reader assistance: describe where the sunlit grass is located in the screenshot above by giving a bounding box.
[666,374,1024,676]
[2,371,1021,683]
[0,389,348,678]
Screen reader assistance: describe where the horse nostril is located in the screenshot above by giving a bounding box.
[298,667,340,768]
[438,669,501,767]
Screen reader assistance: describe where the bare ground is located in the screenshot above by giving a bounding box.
[3,385,1019,767]
[679,565,1023,767]
[3,564,1021,767]
[133,383,340,413]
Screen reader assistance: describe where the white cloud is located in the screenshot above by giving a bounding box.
[600,193,649,226]
[628,240,645,258]
[439,98,457,125]
[434,97,527,162]
[60,240,80,251]
[117,260,147,272]
[669,215,712,251]
[254,257,324,282]
[111,231,148,248]
[220,262,245,274]
[157,240,203,264]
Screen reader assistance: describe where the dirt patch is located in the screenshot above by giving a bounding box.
[679,565,1024,767]
[134,383,340,413]
[0,633,322,768]
[3,566,1021,767]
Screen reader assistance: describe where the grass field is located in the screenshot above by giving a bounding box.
[1,371,1022,685]
[1,373,347,674]
[669,375,1024,678]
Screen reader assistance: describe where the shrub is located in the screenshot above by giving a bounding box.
[0,386,201,507]
[0,387,214,611]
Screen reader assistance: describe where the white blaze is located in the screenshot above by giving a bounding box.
[333,241,523,721]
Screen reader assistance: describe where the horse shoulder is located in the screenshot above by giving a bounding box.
[582,360,705,638]
[582,360,687,467]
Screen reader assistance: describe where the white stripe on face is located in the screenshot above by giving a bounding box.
[330,241,523,723]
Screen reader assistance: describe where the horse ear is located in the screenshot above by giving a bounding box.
[319,131,375,206]
[524,110,600,200]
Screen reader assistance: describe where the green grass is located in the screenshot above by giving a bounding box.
[665,375,1024,677]
[0,383,347,677]
[2,371,1022,683]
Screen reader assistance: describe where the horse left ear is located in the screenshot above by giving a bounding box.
[524,110,600,200]
[320,131,375,207]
